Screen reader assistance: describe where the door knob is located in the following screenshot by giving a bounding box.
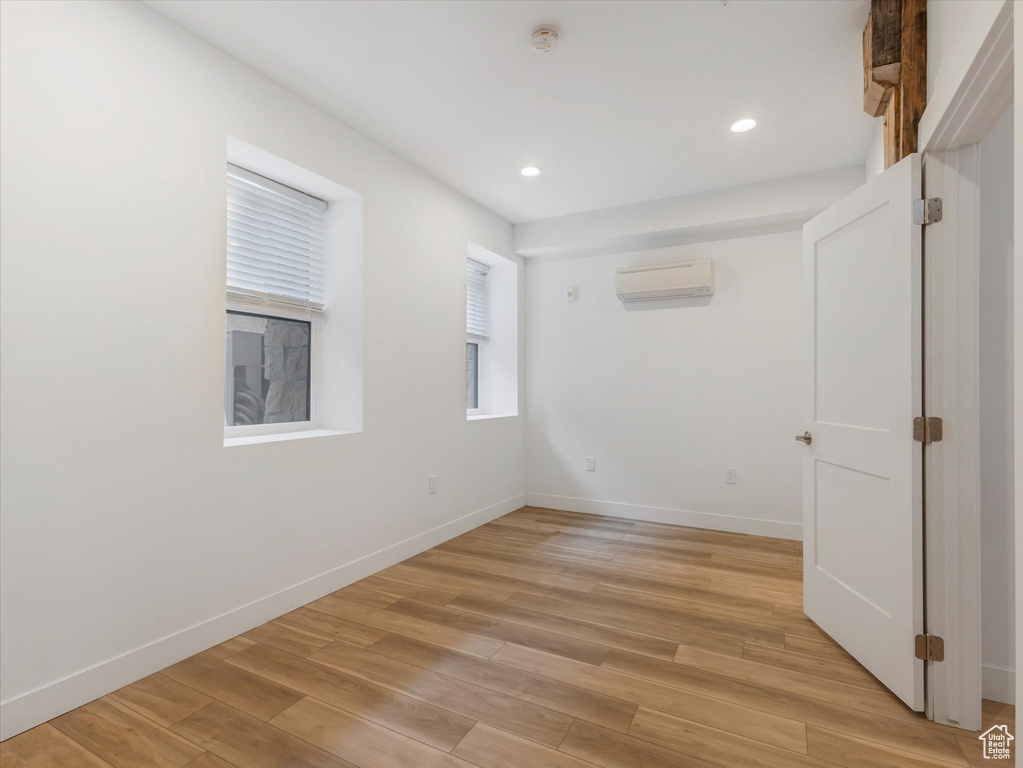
[795,431,812,445]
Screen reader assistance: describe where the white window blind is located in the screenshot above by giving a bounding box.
[467,258,489,342]
[227,164,328,321]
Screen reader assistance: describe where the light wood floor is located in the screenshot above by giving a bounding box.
[2,506,1014,768]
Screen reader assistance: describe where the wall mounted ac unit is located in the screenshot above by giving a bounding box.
[615,259,714,302]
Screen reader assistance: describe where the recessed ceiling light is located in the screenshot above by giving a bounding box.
[520,166,542,177]
[730,118,757,133]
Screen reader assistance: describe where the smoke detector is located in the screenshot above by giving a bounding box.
[529,27,559,53]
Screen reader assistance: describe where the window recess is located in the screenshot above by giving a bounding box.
[466,258,489,412]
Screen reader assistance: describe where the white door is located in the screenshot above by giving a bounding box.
[801,153,924,710]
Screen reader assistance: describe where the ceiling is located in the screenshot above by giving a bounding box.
[147,0,875,224]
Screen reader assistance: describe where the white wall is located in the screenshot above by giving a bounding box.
[927,0,978,101]
[865,122,884,181]
[0,0,523,738]
[979,106,1016,704]
[525,231,803,539]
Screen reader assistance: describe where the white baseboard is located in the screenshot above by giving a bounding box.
[524,493,802,541]
[0,493,524,741]
[982,664,1016,705]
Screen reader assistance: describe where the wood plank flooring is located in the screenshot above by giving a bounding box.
[2,506,1013,768]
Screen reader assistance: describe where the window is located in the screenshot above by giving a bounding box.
[465,244,519,419]
[466,341,479,409]
[466,258,489,411]
[226,312,311,425]
[225,164,327,430]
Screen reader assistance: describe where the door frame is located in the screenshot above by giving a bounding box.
[918,0,1014,731]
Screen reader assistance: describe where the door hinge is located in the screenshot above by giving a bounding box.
[913,197,943,225]
[913,416,943,444]
[915,634,945,662]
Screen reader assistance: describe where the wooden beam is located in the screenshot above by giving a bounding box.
[863,20,892,117]
[870,0,902,85]
[862,1,902,118]
[862,0,926,168]
[883,86,901,169]
[897,0,927,158]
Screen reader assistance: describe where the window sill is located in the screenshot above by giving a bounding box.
[224,428,356,447]
[466,413,517,422]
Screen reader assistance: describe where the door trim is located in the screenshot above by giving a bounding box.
[922,146,983,731]
[918,0,1014,733]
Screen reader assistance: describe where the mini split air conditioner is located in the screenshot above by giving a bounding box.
[615,259,714,302]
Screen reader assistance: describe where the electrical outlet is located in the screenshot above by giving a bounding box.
[724,468,737,485]
[586,457,596,472]
[429,475,437,494]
